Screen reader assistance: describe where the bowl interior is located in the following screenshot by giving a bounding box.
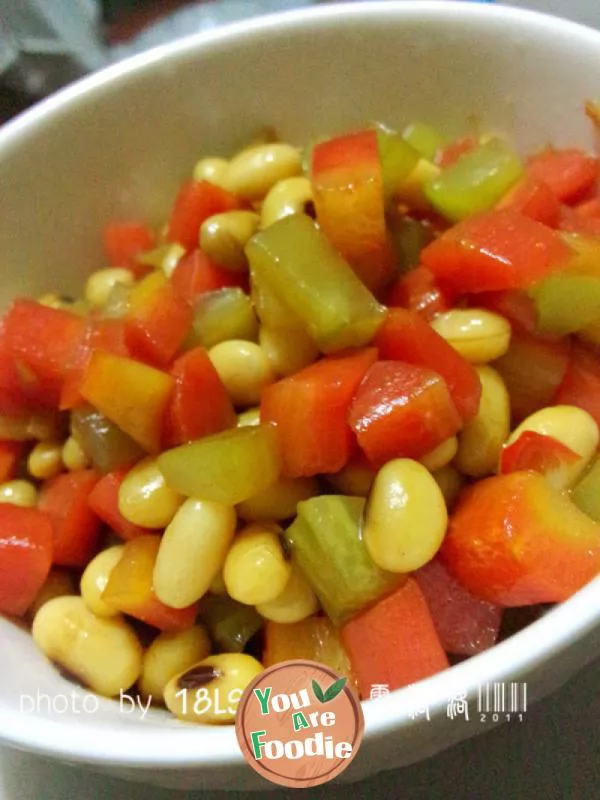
[1,0,600,772]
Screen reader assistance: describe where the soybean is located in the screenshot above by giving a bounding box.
[193,157,230,187]
[431,309,511,364]
[0,479,38,508]
[164,653,263,724]
[32,596,142,697]
[139,626,211,702]
[223,525,291,606]
[80,546,124,617]
[225,143,302,201]
[256,564,319,623]
[118,458,183,529]
[28,441,63,480]
[364,459,448,573]
[260,176,313,228]
[208,340,274,407]
[200,211,260,272]
[153,499,237,608]
[455,366,510,478]
[419,437,458,472]
[85,268,135,308]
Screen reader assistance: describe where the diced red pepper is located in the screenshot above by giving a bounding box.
[341,578,449,696]
[385,265,450,321]
[125,271,193,367]
[0,505,53,616]
[163,347,236,448]
[60,317,130,410]
[1,300,85,407]
[166,180,245,251]
[414,557,502,656]
[261,348,377,478]
[421,209,571,293]
[475,289,538,334]
[88,470,152,542]
[494,330,571,422]
[103,220,156,278]
[435,136,478,169]
[38,470,101,568]
[311,130,397,292]
[0,441,24,483]
[349,360,462,467]
[574,197,600,219]
[559,205,600,236]
[374,308,481,421]
[497,177,561,228]
[526,148,598,205]
[499,430,579,475]
[171,249,248,303]
[554,343,600,429]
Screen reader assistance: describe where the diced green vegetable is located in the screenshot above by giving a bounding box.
[199,594,263,652]
[530,275,600,334]
[285,495,400,626]
[375,124,420,200]
[403,121,447,162]
[246,215,387,354]
[158,424,281,505]
[185,288,258,350]
[389,214,435,270]
[71,404,144,474]
[424,138,523,222]
[572,457,600,522]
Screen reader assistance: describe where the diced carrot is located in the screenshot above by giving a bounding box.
[88,470,152,542]
[421,209,571,293]
[0,441,24,482]
[497,177,561,228]
[374,308,481,421]
[38,470,101,568]
[475,289,538,334]
[167,180,246,251]
[0,506,53,617]
[163,347,236,448]
[340,578,449,697]
[261,348,377,478]
[385,265,450,321]
[103,220,156,278]
[171,249,248,303]
[526,148,598,205]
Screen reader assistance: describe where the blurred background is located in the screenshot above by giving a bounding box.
[1,0,598,122]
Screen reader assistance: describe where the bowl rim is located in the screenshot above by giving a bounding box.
[2,0,600,769]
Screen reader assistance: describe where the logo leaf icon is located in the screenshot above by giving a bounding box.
[323,677,347,702]
[312,679,326,703]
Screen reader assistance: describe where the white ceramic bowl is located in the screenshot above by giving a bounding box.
[1,1,600,791]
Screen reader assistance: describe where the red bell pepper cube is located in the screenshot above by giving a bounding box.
[574,197,600,219]
[102,219,156,278]
[554,343,600,429]
[341,578,449,696]
[441,471,600,605]
[125,271,193,367]
[385,265,450,321]
[349,360,462,466]
[60,317,130,410]
[163,347,236,448]
[414,557,502,656]
[1,300,85,407]
[559,205,600,236]
[374,308,481,421]
[435,135,478,169]
[497,177,561,228]
[261,348,377,478]
[0,505,53,616]
[311,129,397,292]
[171,249,248,303]
[475,289,538,334]
[166,180,246,251]
[421,209,571,294]
[494,330,571,423]
[526,148,598,205]
[80,352,174,454]
[0,441,24,483]
[38,470,101,568]
[88,470,152,542]
[499,430,579,476]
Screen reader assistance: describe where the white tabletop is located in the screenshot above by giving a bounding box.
[0,656,597,800]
